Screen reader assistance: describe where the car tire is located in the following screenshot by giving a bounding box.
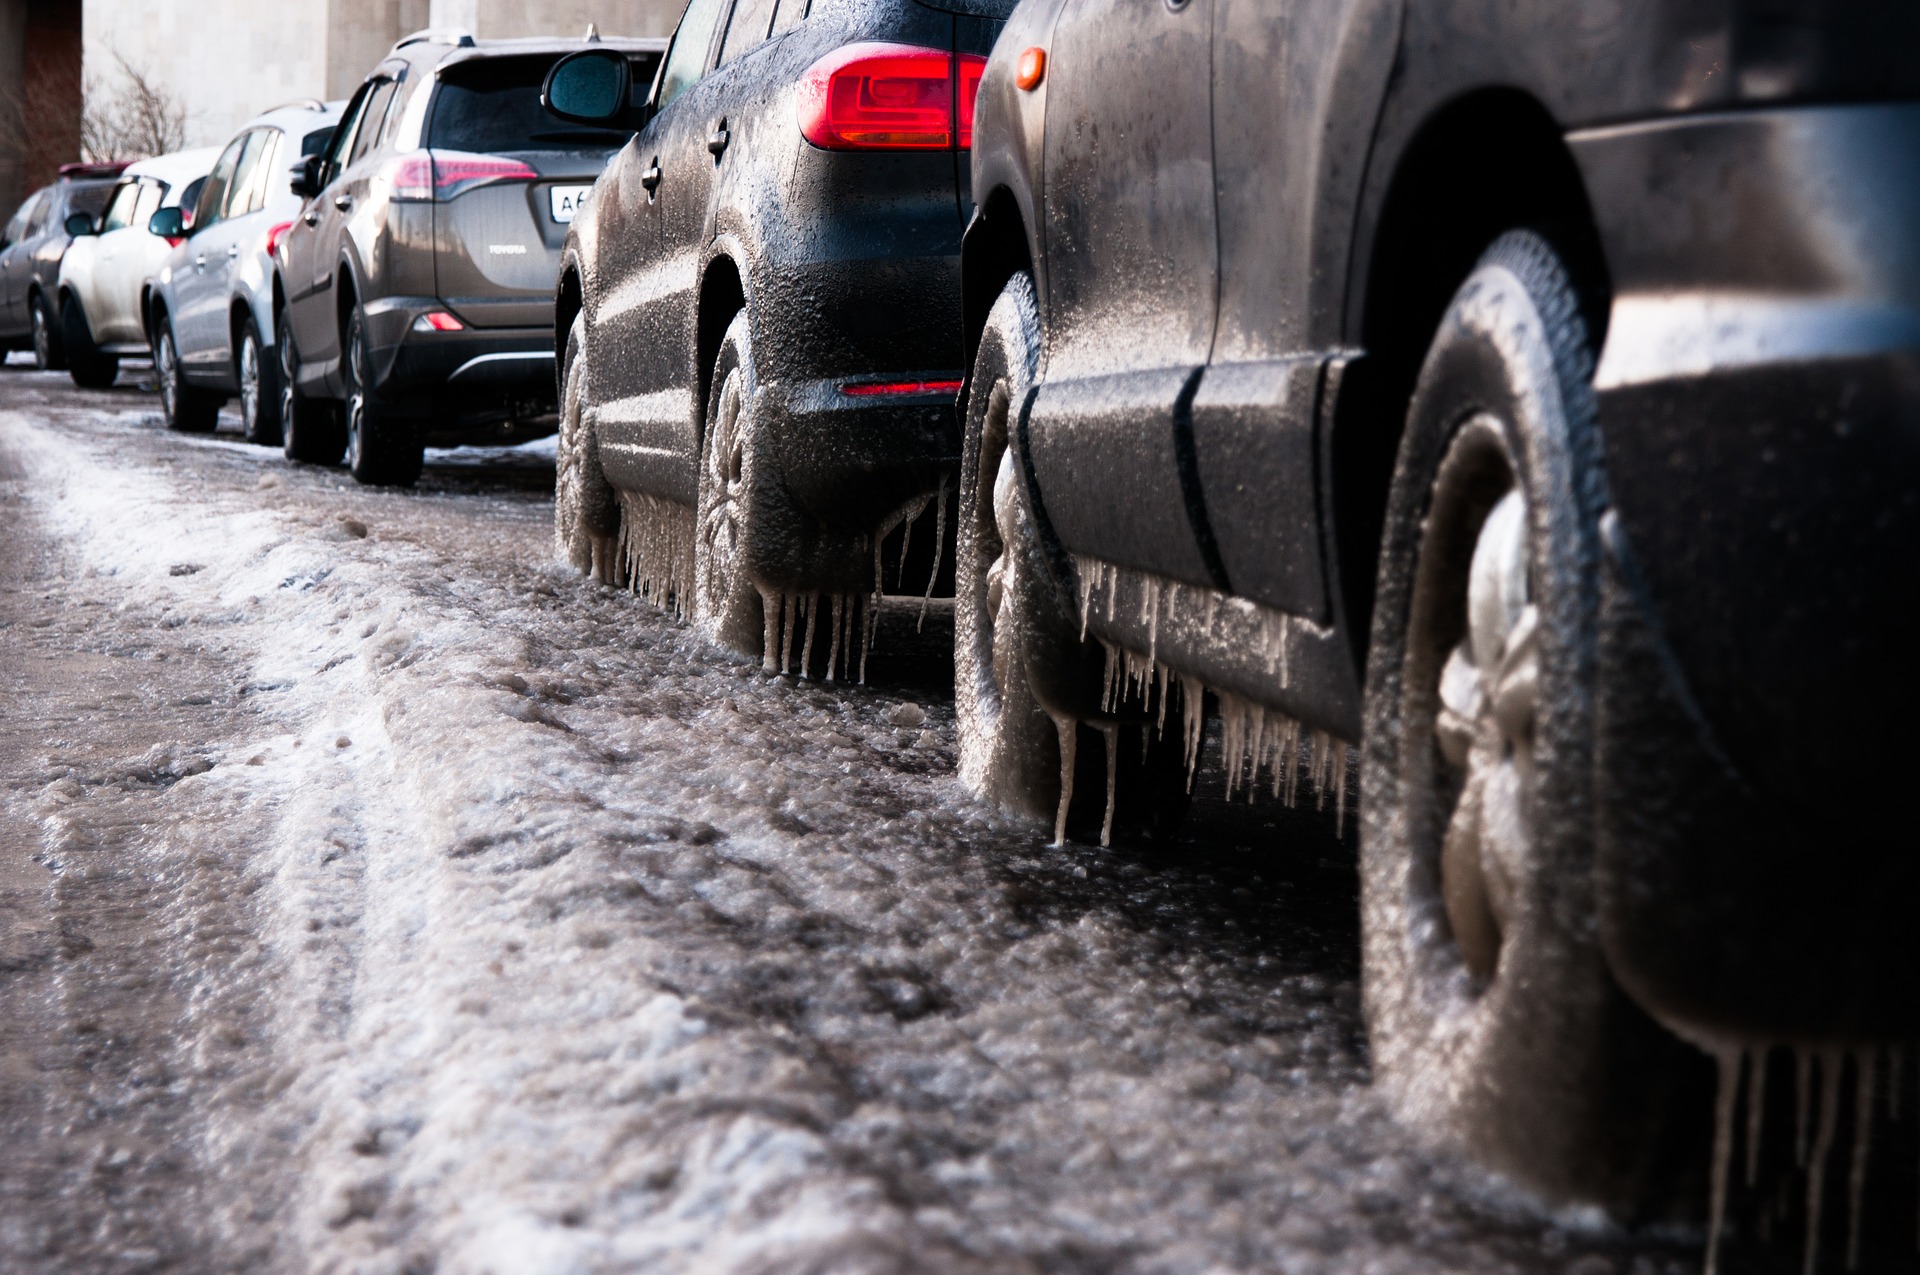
[61,296,118,390]
[278,309,345,465]
[692,310,768,657]
[30,292,66,371]
[1360,231,1696,1213]
[555,312,622,583]
[954,273,1192,845]
[343,306,421,487]
[152,315,219,432]
[237,316,281,446]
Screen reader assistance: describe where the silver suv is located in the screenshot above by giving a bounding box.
[144,100,344,439]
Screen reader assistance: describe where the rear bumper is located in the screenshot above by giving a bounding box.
[362,295,556,416]
[1572,103,1920,1041]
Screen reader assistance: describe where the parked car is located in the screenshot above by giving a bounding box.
[0,163,127,370]
[544,0,1005,668]
[57,148,220,389]
[143,100,345,437]
[274,29,665,485]
[958,0,1920,1228]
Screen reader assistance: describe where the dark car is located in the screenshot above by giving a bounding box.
[959,0,1920,1230]
[545,0,1004,665]
[0,163,127,370]
[274,30,665,485]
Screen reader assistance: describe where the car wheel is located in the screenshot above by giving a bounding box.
[30,292,65,371]
[153,316,218,432]
[692,310,767,657]
[1360,231,1694,1213]
[238,317,282,446]
[555,312,622,583]
[343,306,421,487]
[954,273,1191,845]
[61,296,118,390]
[278,310,345,465]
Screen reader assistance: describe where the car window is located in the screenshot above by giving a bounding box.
[301,124,336,158]
[133,181,165,230]
[249,131,285,209]
[432,55,635,151]
[226,129,272,217]
[5,191,43,245]
[720,0,781,65]
[768,0,808,37]
[350,80,398,165]
[194,137,247,232]
[65,182,114,222]
[322,83,376,187]
[99,182,140,233]
[656,0,729,110]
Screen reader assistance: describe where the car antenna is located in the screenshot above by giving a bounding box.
[584,23,600,41]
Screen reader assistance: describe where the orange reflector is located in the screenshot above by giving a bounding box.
[1016,47,1046,92]
[841,378,963,398]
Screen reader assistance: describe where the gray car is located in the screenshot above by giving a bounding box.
[275,29,665,486]
[0,164,125,370]
[143,100,344,439]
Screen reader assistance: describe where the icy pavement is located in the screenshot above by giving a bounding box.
[0,365,1699,1274]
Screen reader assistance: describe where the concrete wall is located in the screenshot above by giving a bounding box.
[80,0,680,155]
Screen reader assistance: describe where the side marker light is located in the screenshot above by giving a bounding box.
[841,378,963,398]
[1016,47,1046,92]
[413,311,466,333]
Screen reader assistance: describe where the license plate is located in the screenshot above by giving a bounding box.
[549,185,594,223]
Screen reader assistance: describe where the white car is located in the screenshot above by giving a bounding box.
[56,147,219,389]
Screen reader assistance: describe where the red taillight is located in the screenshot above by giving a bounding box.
[797,43,988,151]
[385,151,540,202]
[264,220,295,260]
[841,378,964,398]
[412,310,466,332]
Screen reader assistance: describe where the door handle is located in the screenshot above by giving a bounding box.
[302,208,320,226]
[227,245,240,259]
[194,254,207,270]
[333,193,353,212]
[707,124,729,157]
[641,161,661,192]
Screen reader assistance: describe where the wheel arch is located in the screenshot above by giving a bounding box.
[1333,86,1611,671]
[554,255,584,385]
[960,185,1037,382]
[694,245,748,453]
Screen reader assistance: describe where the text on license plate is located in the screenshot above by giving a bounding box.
[550,186,594,223]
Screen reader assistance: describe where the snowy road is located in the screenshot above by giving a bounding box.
[0,364,1696,1274]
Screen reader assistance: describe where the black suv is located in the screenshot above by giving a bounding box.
[960,0,1920,1236]
[0,163,127,370]
[545,0,1005,668]
[275,30,665,485]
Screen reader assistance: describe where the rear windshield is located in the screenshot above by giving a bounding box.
[910,0,1015,15]
[63,180,116,219]
[429,53,657,153]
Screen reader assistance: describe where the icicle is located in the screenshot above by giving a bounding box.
[1050,712,1077,847]
[1798,1049,1815,1168]
[1155,661,1170,736]
[1181,675,1205,790]
[1749,1045,1770,1188]
[1312,731,1332,809]
[1847,1048,1875,1271]
[1806,1049,1844,1275]
[920,475,946,630]
[1079,567,1095,640]
[827,594,844,684]
[1334,742,1350,836]
[800,592,819,678]
[615,491,695,618]
[1099,723,1119,848]
[780,593,796,675]
[760,588,780,671]
[1706,1045,1742,1275]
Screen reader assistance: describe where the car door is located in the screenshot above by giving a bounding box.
[287,78,389,382]
[82,181,143,341]
[1024,0,1221,590]
[1,192,46,333]
[592,0,732,505]
[172,137,246,357]
[1194,0,1401,623]
[179,130,270,371]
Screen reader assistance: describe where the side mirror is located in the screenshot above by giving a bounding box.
[148,206,186,241]
[64,211,95,237]
[543,49,632,125]
[289,153,324,201]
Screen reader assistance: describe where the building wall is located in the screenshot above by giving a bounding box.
[80,0,680,156]
[1,0,84,217]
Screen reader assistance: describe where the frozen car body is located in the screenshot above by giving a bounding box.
[59,148,220,355]
[557,0,1009,602]
[965,0,1920,1083]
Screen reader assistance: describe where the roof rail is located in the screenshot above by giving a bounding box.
[262,98,329,114]
[392,28,476,52]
